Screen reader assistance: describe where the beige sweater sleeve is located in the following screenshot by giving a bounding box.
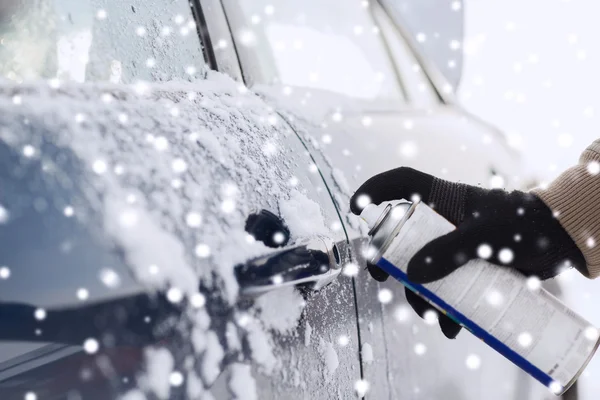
[532,139,600,278]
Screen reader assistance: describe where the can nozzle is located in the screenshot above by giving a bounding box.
[360,203,385,230]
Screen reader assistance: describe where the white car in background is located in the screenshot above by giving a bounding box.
[0,0,566,399]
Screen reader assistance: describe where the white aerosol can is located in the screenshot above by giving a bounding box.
[360,200,600,395]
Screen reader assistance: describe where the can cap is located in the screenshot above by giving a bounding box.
[360,204,385,230]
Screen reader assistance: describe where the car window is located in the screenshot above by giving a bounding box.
[227,0,404,102]
[373,4,440,108]
[0,0,206,83]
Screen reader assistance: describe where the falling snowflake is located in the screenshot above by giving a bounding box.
[24,392,37,400]
[486,289,504,306]
[321,134,332,144]
[77,288,89,301]
[272,232,286,244]
[154,136,169,151]
[83,338,99,354]
[239,29,257,46]
[526,276,541,291]
[361,116,372,126]
[489,175,505,189]
[221,199,236,213]
[195,243,211,258]
[549,381,563,395]
[465,354,481,369]
[185,212,202,228]
[343,262,359,277]
[190,293,206,308]
[423,310,438,325]
[588,161,600,175]
[12,95,22,105]
[92,160,108,174]
[34,308,47,321]
[399,141,418,158]
[395,305,411,322]
[338,335,350,347]
[99,268,121,288]
[354,379,370,398]
[378,288,393,304]
[271,274,283,285]
[416,32,426,42]
[477,243,493,259]
[63,206,74,217]
[514,234,522,242]
[171,158,188,173]
[518,332,533,347]
[22,145,35,157]
[0,205,7,224]
[0,266,10,279]
[332,112,343,122]
[167,287,183,303]
[414,343,427,355]
[96,9,107,20]
[169,371,184,387]
[585,326,599,341]
[498,248,514,264]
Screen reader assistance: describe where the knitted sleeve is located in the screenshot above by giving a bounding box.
[532,139,600,277]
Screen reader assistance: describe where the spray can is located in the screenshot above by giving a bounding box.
[360,200,600,395]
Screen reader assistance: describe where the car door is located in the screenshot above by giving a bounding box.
[214,1,528,400]
[0,1,360,399]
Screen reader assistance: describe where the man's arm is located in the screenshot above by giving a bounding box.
[532,140,600,277]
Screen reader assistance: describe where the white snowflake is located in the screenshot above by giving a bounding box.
[96,9,107,20]
[167,287,183,303]
[498,248,514,264]
[414,343,427,355]
[195,243,211,258]
[343,262,359,277]
[92,160,108,174]
[63,206,74,217]
[394,305,411,322]
[99,268,121,288]
[169,371,184,387]
[477,243,493,259]
[0,266,10,279]
[190,293,206,308]
[465,354,481,369]
[354,379,370,398]
[378,288,393,304]
[185,212,202,228]
[518,332,533,347]
[588,161,600,175]
[22,145,35,157]
[83,338,99,354]
[526,276,541,291]
[338,335,350,347]
[34,308,46,321]
[77,288,89,301]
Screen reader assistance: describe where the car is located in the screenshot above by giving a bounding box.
[0,0,563,399]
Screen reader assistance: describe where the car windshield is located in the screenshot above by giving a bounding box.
[0,0,205,84]
[229,0,403,102]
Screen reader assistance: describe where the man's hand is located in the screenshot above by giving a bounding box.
[350,167,586,339]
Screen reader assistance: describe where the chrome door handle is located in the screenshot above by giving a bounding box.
[235,236,367,296]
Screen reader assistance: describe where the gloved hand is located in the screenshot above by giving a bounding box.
[350,167,586,339]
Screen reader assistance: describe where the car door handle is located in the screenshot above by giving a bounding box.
[235,236,367,296]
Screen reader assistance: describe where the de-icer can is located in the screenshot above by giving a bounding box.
[360,200,600,395]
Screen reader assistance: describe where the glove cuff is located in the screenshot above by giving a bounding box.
[429,178,469,225]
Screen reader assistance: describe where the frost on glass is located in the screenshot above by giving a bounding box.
[0,0,206,83]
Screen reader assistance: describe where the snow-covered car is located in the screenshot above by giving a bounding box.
[0,1,558,400]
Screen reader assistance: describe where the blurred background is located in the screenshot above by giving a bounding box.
[399,1,600,398]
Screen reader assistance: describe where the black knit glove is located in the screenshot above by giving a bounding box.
[350,167,586,339]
